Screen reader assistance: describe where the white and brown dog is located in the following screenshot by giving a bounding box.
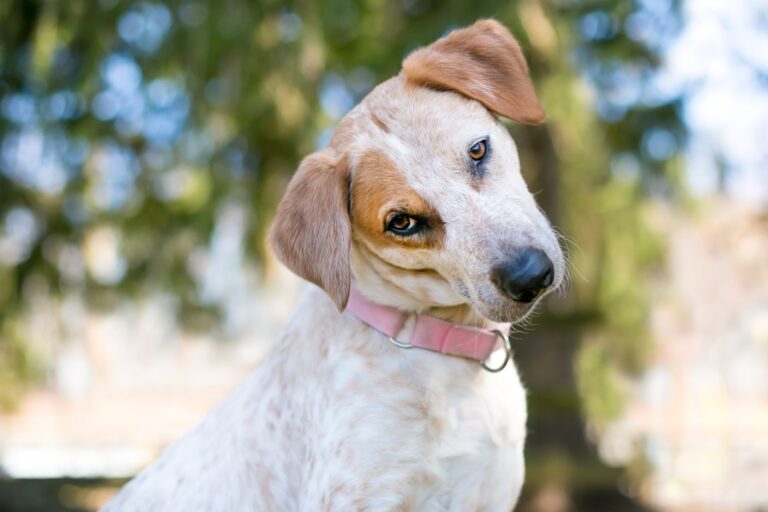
[105,19,564,512]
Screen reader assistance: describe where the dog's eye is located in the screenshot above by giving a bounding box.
[386,214,420,236]
[468,140,487,161]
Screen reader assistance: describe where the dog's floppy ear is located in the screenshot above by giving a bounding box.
[269,149,351,310]
[402,19,544,124]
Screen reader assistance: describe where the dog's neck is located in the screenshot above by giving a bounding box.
[413,302,486,327]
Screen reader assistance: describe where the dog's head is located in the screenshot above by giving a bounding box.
[270,19,565,323]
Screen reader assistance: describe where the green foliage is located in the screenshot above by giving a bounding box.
[0,316,39,410]
[577,336,627,423]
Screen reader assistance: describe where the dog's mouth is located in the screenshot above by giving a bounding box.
[455,278,551,324]
[475,297,539,324]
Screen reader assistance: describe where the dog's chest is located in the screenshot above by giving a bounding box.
[399,348,528,510]
[104,291,528,512]
[282,338,528,511]
[275,294,529,510]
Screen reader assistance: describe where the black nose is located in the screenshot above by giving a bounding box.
[492,248,554,303]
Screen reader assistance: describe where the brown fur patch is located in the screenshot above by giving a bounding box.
[351,150,443,250]
[402,19,545,124]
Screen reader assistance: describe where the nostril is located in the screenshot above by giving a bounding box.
[517,289,539,303]
[492,248,555,304]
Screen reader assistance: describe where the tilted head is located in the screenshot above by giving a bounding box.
[270,19,565,324]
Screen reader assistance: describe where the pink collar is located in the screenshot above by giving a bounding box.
[346,286,513,371]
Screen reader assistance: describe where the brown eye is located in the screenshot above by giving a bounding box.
[468,140,487,161]
[386,214,420,235]
[390,215,411,230]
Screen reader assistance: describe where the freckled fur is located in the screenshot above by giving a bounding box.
[104,19,564,512]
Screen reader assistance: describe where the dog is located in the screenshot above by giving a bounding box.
[103,19,564,511]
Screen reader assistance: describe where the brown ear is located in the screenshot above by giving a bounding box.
[269,149,351,310]
[402,19,545,124]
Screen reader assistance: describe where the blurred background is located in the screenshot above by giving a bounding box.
[1,0,767,510]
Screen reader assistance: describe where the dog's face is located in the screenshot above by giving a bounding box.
[271,20,565,323]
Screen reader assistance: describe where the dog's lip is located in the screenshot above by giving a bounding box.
[486,303,535,324]
[466,288,543,323]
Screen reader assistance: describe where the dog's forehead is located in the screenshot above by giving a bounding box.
[365,77,495,148]
[335,78,493,159]
[332,76,509,197]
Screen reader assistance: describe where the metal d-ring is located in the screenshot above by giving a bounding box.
[389,336,413,349]
[481,329,512,373]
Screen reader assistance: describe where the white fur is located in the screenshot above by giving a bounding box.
[103,287,528,511]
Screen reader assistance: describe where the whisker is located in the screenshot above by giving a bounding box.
[552,227,587,289]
